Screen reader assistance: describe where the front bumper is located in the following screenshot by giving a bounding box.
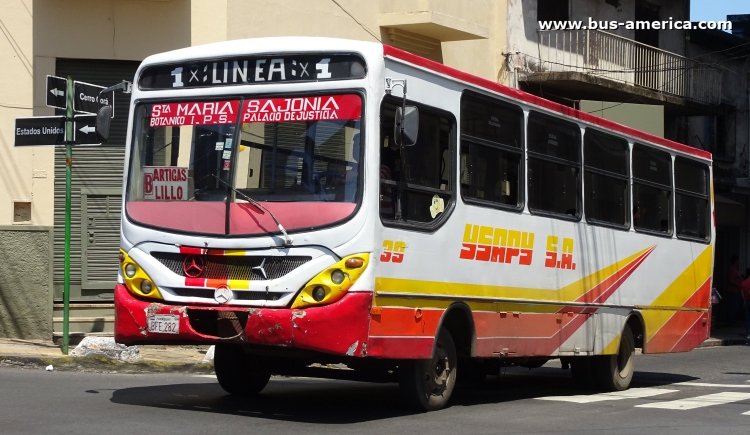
[114,284,373,357]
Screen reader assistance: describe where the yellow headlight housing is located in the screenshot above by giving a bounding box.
[291,253,369,308]
[119,249,163,300]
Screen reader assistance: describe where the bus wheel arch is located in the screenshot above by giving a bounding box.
[397,304,472,411]
[592,315,641,391]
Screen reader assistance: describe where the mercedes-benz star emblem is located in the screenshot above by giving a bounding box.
[214,286,233,304]
[182,255,206,278]
[251,258,269,280]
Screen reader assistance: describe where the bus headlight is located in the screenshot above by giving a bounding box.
[292,253,369,308]
[331,269,346,284]
[119,249,163,300]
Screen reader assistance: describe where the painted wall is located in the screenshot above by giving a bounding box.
[579,100,664,137]
[0,1,35,226]
[0,227,53,339]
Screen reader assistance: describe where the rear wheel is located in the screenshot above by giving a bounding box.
[592,326,635,391]
[214,344,271,396]
[399,329,458,411]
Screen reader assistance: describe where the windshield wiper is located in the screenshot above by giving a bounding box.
[210,174,293,246]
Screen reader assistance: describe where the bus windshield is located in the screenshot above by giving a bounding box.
[126,93,363,236]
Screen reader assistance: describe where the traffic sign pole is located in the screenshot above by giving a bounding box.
[62,77,73,355]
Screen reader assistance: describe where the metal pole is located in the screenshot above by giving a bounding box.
[62,77,74,355]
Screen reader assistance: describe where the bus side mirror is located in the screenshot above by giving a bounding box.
[96,105,113,141]
[394,105,419,146]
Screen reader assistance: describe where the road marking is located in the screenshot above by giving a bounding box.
[676,382,750,389]
[537,388,677,403]
[636,392,750,410]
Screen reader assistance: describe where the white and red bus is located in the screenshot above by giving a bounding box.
[114,37,714,411]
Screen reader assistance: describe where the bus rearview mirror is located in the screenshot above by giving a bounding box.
[96,105,113,141]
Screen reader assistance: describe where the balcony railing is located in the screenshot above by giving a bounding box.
[535,29,722,106]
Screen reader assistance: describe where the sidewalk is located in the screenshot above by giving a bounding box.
[0,324,746,374]
[0,336,214,374]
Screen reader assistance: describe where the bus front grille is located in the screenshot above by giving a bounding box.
[151,252,312,281]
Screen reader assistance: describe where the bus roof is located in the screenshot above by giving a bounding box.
[383,44,712,161]
[137,36,710,162]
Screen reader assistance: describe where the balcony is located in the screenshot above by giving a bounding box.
[519,29,722,110]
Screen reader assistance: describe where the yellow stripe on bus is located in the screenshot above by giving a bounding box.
[641,244,713,341]
[374,247,650,309]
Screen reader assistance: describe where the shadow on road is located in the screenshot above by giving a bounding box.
[109,366,699,422]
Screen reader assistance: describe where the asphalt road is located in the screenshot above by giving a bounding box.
[1,345,750,434]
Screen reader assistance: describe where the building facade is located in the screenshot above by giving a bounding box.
[0,0,746,339]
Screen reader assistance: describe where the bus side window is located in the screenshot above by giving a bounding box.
[583,129,629,228]
[632,144,672,235]
[674,156,710,241]
[459,92,523,210]
[379,97,454,224]
[527,111,581,219]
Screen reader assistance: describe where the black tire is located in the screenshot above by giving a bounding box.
[592,326,635,391]
[214,344,271,396]
[399,329,458,412]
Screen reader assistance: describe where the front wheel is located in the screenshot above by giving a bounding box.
[214,344,271,396]
[399,329,458,412]
[592,326,635,391]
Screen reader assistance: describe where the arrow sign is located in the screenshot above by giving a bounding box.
[73,80,115,117]
[14,116,65,146]
[73,114,102,145]
[46,75,67,110]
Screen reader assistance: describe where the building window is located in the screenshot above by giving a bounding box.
[632,144,672,235]
[460,92,524,210]
[538,0,569,21]
[527,111,581,219]
[584,129,629,228]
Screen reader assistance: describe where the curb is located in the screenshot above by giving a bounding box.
[0,354,214,374]
[699,337,747,348]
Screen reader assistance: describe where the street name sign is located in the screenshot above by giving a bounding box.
[14,116,65,146]
[14,115,102,146]
[73,114,102,145]
[46,75,67,110]
[74,80,114,116]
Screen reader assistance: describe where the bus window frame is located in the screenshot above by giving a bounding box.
[674,155,711,243]
[459,91,525,213]
[632,143,674,237]
[526,110,582,221]
[583,128,631,230]
[379,96,456,232]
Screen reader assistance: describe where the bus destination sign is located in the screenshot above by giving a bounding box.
[138,54,366,90]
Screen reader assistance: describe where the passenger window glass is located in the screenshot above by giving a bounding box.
[632,144,672,235]
[584,129,629,227]
[379,97,455,225]
[460,92,523,209]
[527,112,581,218]
[675,157,710,241]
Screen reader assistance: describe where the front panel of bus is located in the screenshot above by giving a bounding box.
[114,46,382,357]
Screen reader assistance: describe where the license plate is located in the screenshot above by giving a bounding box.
[147,314,180,334]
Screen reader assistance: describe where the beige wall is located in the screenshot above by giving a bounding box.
[1,0,505,227]
[225,0,382,41]
[1,0,193,227]
[0,1,35,226]
[580,100,664,138]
